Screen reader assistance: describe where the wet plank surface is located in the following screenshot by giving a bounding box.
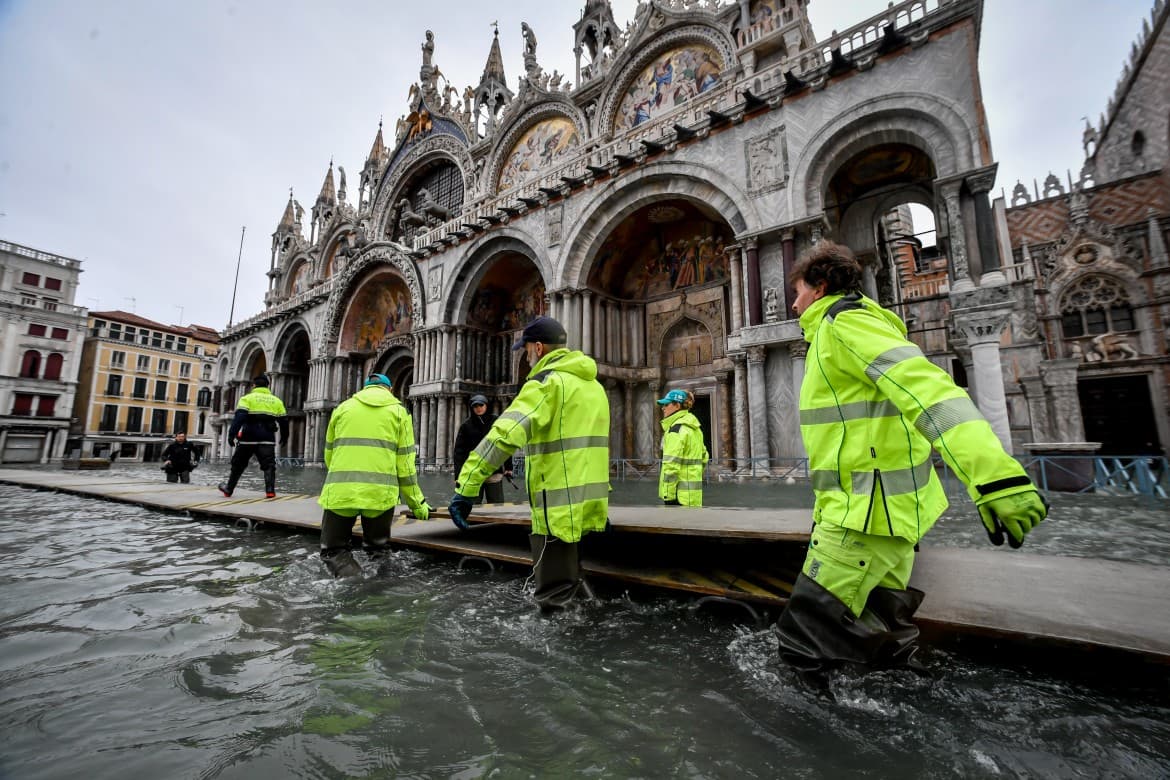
[2,468,1167,661]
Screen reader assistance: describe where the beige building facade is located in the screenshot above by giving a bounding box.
[71,311,219,461]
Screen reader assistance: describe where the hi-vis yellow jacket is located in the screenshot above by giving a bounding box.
[318,386,426,516]
[456,348,610,542]
[659,409,708,506]
[799,292,1033,543]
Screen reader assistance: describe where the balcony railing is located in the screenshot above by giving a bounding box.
[0,289,85,316]
[0,239,82,269]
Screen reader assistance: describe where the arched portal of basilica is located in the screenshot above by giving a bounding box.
[210,0,1170,468]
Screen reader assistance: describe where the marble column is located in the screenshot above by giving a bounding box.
[418,396,431,463]
[744,239,762,325]
[955,307,1014,451]
[441,327,452,383]
[781,230,797,315]
[728,245,745,331]
[733,354,749,470]
[716,370,733,469]
[582,290,594,355]
[938,177,975,293]
[1039,358,1087,442]
[436,395,451,468]
[1018,375,1052,442]
[966,165,1005,286]
[620,304,631,366]
[623,381,636,460]
[746,347,769,470]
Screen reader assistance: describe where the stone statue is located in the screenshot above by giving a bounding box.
[337,166,347,201]
[1085,332,1140,362]
[521,22,537,58]
[764,287,780,322]
[293,200,304,225]
[418,188,453,222]
[421,30,434,68]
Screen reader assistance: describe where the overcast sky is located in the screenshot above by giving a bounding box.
[0,0,1156,329]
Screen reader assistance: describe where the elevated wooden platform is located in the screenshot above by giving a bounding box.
[2,468,1167,665]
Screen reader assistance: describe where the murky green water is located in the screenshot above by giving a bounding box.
[0,465,1168,778]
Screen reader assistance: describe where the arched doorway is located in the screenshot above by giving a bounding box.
[274,325,311,458]
[584,197,735,462]
[464,250,546,393]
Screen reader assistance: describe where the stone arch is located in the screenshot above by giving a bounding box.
[323,243,425,353]
[792,93,978,218]
[485,102,588,195]
[559,160,758,289]
[370,137,472,241]
[444,228,550,325]
[655,309,723,369]
[233,339,269,380]
[598,23,737,138]
[371,337,416,408]
[273,319,313,370]
[319,224,358,280]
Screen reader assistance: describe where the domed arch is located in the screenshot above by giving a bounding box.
[792,93,979,218]
[370,137,472,244]
[443,228,551,325]
[323,243,425,354]
[598,23,737,137]
[485,102,588,195]
[273,318,313,370]
[318,224,359,280]
[559,160,758,290]
[233,339,269,381]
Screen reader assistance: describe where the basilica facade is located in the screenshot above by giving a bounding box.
[213,0,1170,469]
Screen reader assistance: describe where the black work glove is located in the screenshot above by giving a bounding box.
[448,494,474,531]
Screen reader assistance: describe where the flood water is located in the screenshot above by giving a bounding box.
[1,463,1168,779]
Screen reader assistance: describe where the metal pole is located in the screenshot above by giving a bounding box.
[228,226,246,327]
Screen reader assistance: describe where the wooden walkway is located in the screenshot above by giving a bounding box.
[2,468,1168,665]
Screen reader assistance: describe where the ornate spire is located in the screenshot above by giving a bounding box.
[277,189,296,230]
[316,161,336,206]
[482,26,507,84]
[366,119,387,165]
[473,26,514,134]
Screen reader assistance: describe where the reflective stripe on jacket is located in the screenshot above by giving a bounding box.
[318,385,426,515]
[659,409,708,506]
[799,292,1030,543]
[456,348,610,542]
[229,387,288,444]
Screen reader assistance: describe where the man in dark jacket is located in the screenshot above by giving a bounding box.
[218,375,288,499]
[452,394,512,504]
[161,432,199,483]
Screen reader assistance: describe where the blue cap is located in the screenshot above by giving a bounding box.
[469,394,488,406]
[656,389,690,406]
[365,373,392,389]
[512,316,567,351]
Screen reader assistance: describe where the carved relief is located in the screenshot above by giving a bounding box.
[427,266,443,303]
[547,202,564,246]
[746,126,788,195]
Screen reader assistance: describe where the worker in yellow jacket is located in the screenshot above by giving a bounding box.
[778,241,1047,676]
[318,373,431,577]
[657,389,709,506]
[449,317,610,611]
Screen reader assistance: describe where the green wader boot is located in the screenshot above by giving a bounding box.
[529,534,584,613]
[360,510,392,562]
[776,574,926,674]
[320,511,361,578]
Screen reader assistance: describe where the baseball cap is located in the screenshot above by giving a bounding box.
[469,394,488,406]
[656,389,690,405]
[512,316,567,351]
[365,373,392,388]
